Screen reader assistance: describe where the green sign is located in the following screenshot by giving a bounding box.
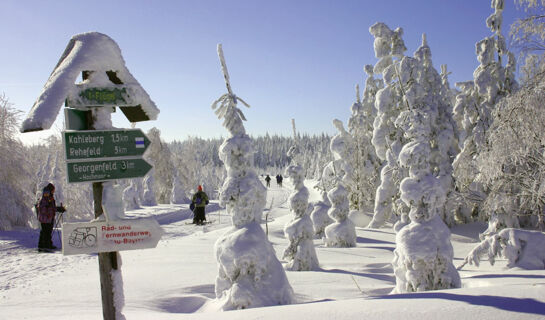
[80,88,127,104]
[65,87,136,107]
[67,158,152,183]
[64,129,150,160]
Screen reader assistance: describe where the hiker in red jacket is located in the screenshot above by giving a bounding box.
[37,183,65,252]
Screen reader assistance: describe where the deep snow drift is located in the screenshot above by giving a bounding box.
[1,180,545,320]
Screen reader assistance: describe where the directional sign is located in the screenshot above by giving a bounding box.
[66,87,137,108]
[61,218,163,255]
[64,129,150,160]
[67,158,152,183]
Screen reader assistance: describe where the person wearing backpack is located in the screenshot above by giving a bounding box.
[37,183,66,252]
[191,185,209,225]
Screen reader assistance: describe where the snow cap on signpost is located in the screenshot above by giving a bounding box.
[21,32,159,133]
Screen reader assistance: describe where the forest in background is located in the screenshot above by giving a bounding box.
[1,0,545,240]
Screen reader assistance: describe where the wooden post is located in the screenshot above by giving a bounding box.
[85,71,120,320]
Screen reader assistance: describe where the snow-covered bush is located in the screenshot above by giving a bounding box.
[212,44,294,310]
[463,228,545,269]
[323,120,356,248]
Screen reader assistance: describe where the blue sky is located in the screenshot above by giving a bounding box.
[1,0,524,144]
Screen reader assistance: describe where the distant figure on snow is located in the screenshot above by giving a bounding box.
[37,183,65,252]
[190,185,209,225]
[276,174,283,187]
[265,175,271,188]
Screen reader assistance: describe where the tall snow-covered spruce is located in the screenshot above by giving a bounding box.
[391,34,460,293]
[367,22,410,229]
[211,44,294,310]
[323,119,356,248]
[283,119,319,271]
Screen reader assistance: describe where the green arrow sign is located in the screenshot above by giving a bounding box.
[67,158,152,183]
[64,129,150,160]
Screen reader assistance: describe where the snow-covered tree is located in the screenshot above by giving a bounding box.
[146,127,175,203]
[392,77,460,293]
[170,169,189,204]
[0,93,34,230]
[310,189,333,238]
[323,120,356,248]
[510,0,545,83]
[212,44,294,310]
[368,22,410,228]
[462,228,545,269]
[123,179,141,210]
[476,66,545,232]
[453,0,517,225]
[347,66,383,214]
[141,169,157,206]
[411,34,459,227]
[282,119,319,271]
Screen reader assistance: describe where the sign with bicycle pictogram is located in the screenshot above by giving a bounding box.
[61,218,163,255]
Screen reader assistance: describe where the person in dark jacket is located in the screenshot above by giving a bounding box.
[265,175,271,187]
[37,183,65,252]
[191,185,209,225]
[276,174,283,187]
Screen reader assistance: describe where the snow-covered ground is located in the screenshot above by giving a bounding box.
[1,180,544,319]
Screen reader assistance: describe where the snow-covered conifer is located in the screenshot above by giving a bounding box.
[141,169,157,206]
[347,66,382,215]
[323,120,356,248]
[392,99,460,293]
[368,22,410,228]
[212,44,294,310]
[310,189,333,238]
[391,35,460,292]
[170,170,189,204]
[282,119,319,271]
[123,179,141,210]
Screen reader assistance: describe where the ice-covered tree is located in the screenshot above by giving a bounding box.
[368,22,410,228]
[347,66,383,215]
[282,119,319,271]
[323,120,356,248]
[310,189,333,238]
[453,0,517,225]
[212,44,294,310]
[462,228,545,269]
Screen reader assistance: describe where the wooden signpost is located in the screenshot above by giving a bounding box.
[20,33,161,320]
